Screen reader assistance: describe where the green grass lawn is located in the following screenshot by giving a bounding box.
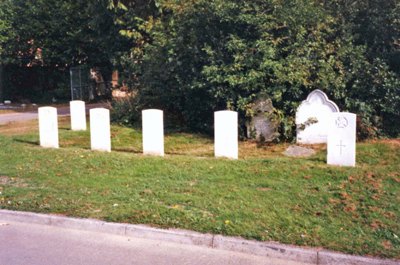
[0,118,399,258]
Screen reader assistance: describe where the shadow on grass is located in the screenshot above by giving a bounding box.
[13,138,39,146]
[306,155,326,163]
[112,147,214,158]
[59,145,91,150]
[113,147,142,154]
[165,151,214,157]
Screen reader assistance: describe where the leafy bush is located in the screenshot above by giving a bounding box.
[127,0,399,139]
[110,96,141,127]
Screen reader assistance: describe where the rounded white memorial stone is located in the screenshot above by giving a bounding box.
[142,109,164,156]
[70,100,87,131]
[214,110,238,159]
[327,112,356,167]
[296,90,340,144]
[38,107,59,148]
[90,108,111,152]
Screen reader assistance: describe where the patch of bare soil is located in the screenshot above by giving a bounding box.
[0,120,38,136]
[378,139,400,146]
[0,175,28,187]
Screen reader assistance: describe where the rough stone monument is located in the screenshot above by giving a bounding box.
[296,89,339,144]
[246,97,278,142]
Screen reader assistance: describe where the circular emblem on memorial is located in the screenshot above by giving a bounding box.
[335,116,348,128]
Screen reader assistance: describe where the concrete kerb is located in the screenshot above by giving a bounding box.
[212,235,318,264]
[0,209,399,265]
[317,251,400,265]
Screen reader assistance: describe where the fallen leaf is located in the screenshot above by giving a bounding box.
[384,211,395,219]
[370,220,383,230]
[381,240,392,250]
[340,192,351,200]
[372,194,380,200]
[257,187,272,192]
[328,198,340,205]
[348,176,355,183]
[344,204,357,212]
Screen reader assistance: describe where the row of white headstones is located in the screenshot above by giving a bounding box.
[39,100,356,166]
[38,101,238,159]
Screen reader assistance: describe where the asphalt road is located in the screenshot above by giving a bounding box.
[0,112,39,125]
[0,221,302,265]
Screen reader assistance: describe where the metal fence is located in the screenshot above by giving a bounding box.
[70,65,112,101]
[70,65,90,101]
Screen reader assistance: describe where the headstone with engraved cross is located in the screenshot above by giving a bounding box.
[327,112,356,167]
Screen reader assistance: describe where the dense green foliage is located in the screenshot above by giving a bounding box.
[0,0,127,66]
[0,1,11,57]
[0,0,399,138]
[325,0,400,71]
[0,0,129,101]
[122,0,399,139]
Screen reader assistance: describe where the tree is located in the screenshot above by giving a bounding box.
[323,0,400,137]
[0,0,131,101]
[324,0,400,73]
[129,0,400,138]
[3,0,130,67]
[0,0,13,101]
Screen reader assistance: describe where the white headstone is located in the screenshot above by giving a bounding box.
[38,107,59,148]
[296,90,340,144]
[90,108,111,152]
[214,110,238,159]
[142,109,164,156]
[70,100,86,131]
[327,112,356,167]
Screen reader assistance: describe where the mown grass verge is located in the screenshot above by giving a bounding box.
[0,118,399,258]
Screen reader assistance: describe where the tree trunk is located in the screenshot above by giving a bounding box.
[0,64,4,102]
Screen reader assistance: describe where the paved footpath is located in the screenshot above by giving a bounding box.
[1,220,302,265]
[0,210,398,265]
[0,103,108,125]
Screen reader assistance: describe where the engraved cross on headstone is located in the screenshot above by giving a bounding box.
[336,140,346,155]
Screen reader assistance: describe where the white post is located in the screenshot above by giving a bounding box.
[142,109,164,156]
[327,112,356,167]
[38,107,59,148]
[90,108,111,152]
[214,110,238,159]
[70,100,86,131]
